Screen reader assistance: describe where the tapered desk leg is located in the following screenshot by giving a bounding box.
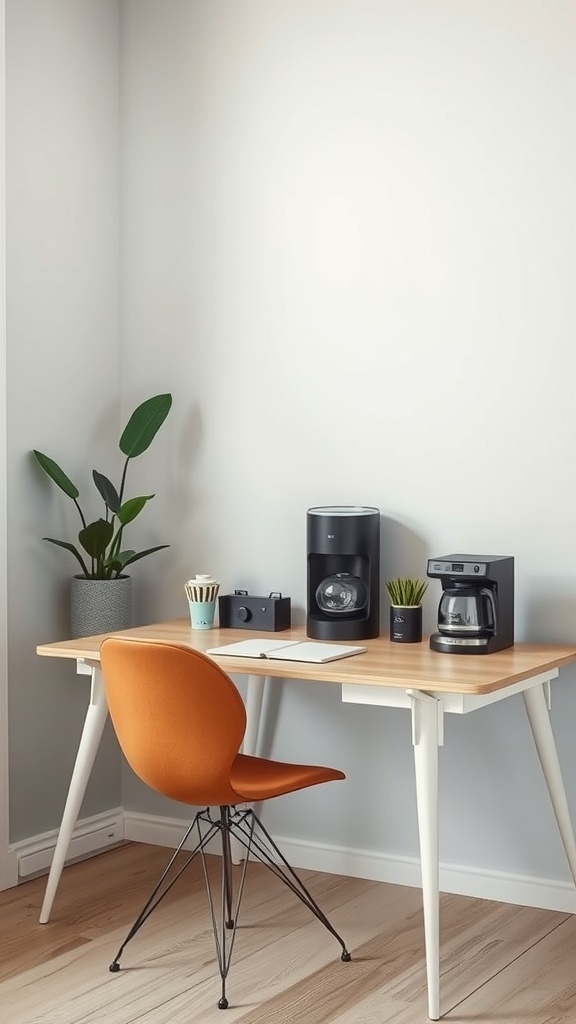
[243,674,267,758]
[408,690,443,1021]
[231,674,268,864]
[39,664,108,923]
[523,684,576,883]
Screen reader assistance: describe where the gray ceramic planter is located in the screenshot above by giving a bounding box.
[70,575,133,638]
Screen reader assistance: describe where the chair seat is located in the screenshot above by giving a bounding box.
[230,754,345,802]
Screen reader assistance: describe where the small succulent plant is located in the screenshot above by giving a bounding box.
[385,577,428,607]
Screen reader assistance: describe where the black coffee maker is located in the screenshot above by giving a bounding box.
[426,554,514,654]
[307,506,380,640]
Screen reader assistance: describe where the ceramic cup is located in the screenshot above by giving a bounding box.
[185,575,220,630]
[189,600,217,629]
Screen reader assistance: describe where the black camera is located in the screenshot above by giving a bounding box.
[218,590,291,631]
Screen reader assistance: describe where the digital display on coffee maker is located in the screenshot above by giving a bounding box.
[428,559,487,576]
[451,561,486,575]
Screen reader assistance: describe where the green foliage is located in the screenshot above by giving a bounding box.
[33,394,173,580]
[385,577,428,607]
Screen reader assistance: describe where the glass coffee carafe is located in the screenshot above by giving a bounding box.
[437,584,497,637]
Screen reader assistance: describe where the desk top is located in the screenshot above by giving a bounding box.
[36,620,576,695]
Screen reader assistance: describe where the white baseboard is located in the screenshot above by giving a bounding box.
[275,836,576,914]
[123,810,221,856]
[12,808,124,878]
[0,846,19,890]
[123,810,576,914]
[12,807,576,913]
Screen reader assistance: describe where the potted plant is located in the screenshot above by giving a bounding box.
[32,393,173,637]
[384,577,428,644]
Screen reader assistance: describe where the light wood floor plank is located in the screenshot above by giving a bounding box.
[444,913,576,1023]
[0,843,574,1023]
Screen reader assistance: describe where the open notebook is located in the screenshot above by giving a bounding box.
[206,638,367,664]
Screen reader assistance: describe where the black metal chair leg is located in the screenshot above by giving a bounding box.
[218,982,229,1011]
[107,804,351,1011]
[220,806,235,930]
[231,808,351,961]
[200,808,252,1008]
[108,810,218,971]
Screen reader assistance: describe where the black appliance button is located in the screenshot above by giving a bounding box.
[237,606,251,622]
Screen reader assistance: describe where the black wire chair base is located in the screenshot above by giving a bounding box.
[108,805,351,1009]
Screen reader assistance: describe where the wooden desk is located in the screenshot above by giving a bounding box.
[37,621,576,1020]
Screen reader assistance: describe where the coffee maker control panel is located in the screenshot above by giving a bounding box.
[427,558,488,578]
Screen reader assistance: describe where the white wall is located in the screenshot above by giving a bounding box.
[6,0,123,842]
[0,0,17,889]
[119,0,576,886]
[4,0,576,902]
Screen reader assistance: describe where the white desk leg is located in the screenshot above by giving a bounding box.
[39,664,108,923]
[408,689,443,1021]
[243,674,267,758]
[232,674,268,864]
[523,683,576,883]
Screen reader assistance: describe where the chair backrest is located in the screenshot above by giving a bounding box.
[100,637,247,806]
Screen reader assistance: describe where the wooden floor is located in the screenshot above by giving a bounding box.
[1,842,575,1023]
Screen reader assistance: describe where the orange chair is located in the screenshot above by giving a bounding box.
[99,637,351,1009]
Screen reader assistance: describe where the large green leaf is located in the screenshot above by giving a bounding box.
[79,519,114,559]
[122,545,169,568]
[119,394,172,459]
[117,495,154,526]
[102,554,128,577]
[106,550,136,570]
[42,537,90,576]
[33,451,79,499]
[93,471,120,513]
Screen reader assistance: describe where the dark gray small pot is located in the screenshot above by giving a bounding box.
[389,604,423,643]
[70,575,133,639]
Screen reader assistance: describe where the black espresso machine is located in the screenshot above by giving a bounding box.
[307,506,380,640]
[426,554,514,654]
